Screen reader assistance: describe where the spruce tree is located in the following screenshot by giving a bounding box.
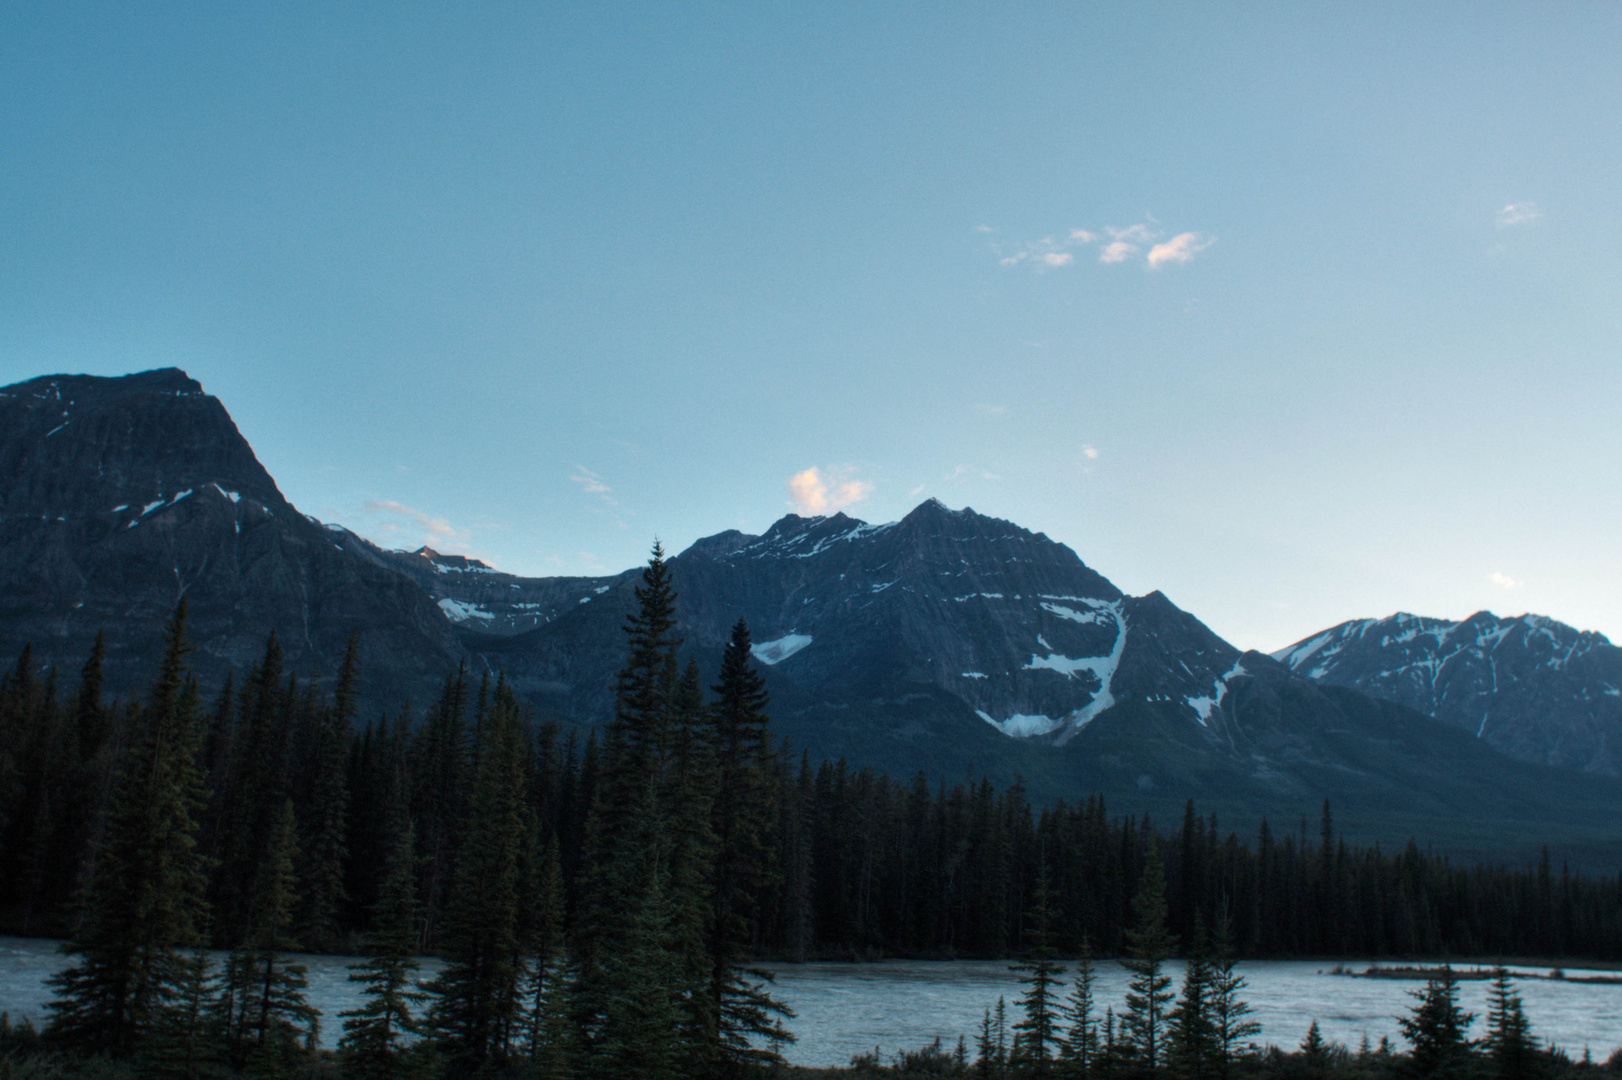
[708,619,794,1073]
[139,950,220,1080]
[47,600,212,1057]
[574,543,688,1078]
[300,631,357,952]
[520,831,573,1079]
[427,682,528,1072]
[1058,943,1099,1077]
[1300,1020,1329,1070]
[1481,967,1534,1080]
[217,798,318,1075]
[1120,852,1177,1071]
[1168,919,1216,1080]
[1010,868,1065,1074]
[1398,965,1475,1076]
[340,823,430,1080]
[1206,917,1259,1079]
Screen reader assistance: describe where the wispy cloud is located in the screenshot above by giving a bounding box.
[990,219,1213,271]
[1081,445,1100,460]
[571,466,617,506]
[787,466,874,515]
[1496,203,1542,227]
[346,498,484,558]
[948,464,1000,482]
[1147,232,1216,268]
[1487,571,1523,590]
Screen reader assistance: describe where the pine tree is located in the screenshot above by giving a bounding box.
[340,823,430,1080]
[1168,919,1216,1080]
[1120,852,1177,1070]
[46,601,212,1057]
[1398,965,1475,1076]
[217,798,318,1075]
[300,631,357,952]
[1011,868,1065,1073]
[1058,944,1099,1077]
[574,543,689,1078]
[139,950,220,1080]
[1300,1020,1328,1071]
[1481,967,1535,1080]
[976,997,1011,1079]
[709,619,794,1073]
[427,682,528,1073]
[1206,917,1259,1079]
[520,831,573,1079]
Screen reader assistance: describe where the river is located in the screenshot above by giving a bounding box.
[3,938,1618,1067]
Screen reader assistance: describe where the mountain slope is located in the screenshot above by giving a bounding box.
[457,503,1622,865]
[1274,611,1622,775]
[0,369,463,702]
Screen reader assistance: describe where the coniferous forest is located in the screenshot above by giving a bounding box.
[1,546,1621,1078]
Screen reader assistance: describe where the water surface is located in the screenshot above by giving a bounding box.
[4,938,1618,1067]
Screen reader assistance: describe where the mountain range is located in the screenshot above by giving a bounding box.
[3,369,1620,865]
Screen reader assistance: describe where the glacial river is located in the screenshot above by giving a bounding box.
[3,938,1619,1067]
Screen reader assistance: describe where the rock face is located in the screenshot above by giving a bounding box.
[1274,612,1622,775]
[5,368,1620,863]
[455,504,1622,863]
[0,369,463,703]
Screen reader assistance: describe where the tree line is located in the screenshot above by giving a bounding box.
[2,546,1621,1077]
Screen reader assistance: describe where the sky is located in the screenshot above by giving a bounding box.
[2,2,1619,653]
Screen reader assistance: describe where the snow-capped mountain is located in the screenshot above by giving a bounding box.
[459,500,1253,748]
[6,368,1621,862]
[1274,611,1622,775]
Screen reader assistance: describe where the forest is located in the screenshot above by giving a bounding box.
[0,546,1619,1078]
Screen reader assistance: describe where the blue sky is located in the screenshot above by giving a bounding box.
[2,2,1619,651]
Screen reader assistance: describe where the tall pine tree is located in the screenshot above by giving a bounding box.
[341,822,430,1080]
[47,601,212,1057]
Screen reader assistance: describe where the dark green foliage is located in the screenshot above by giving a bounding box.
[46,601,211,1057]
[1120,851,1177,1070]
[1009,870,1064,1073]
[216,798,317,1075]
[1206,918,1260,1079]
[1057,946,1099,1076]
[427,681,528,1072]
[1482,967,1536,1080]
[709,619,794,1072]
[340,824,430,1080]
[1168,923,1216,1080]
[1398,966,1474,1076]
[299,632,357,953]
[138,950,220,1080]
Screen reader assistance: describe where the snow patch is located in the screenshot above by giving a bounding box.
[112,504,128,512]
[980,712,1064,738]
[141,499,166,516]
[752,634,813,666]
[211,484,242,503]
[1185,660,1247,726]
[1041,602,1108,625]
[961,672,987,679]
[594,585,612,594]
[438,598,494,622]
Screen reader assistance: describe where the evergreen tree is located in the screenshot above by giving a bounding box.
[1168,918,1216,1080]
[520,831,573,1079]
[1206,917,1259,1079]
[1120,852,1177,1071]
[1398,965,1475,1076]
[1011,868,1065,1073]
[976,997,1011,1079]
[1300,1020,1328,1071]
[574,543,689,1078]
[1481,967,1535,1080]
[217,798,318,1075]
[46,601,212,1057]
[1058,944,1099,1077]
[427,682,528,1072]
[708,619,794,1073]
[300,631,356,952]
[340,823,430,1080]
[139,950,221,1080]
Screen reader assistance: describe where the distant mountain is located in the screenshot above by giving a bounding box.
[450,504,1622,864]
[0,369,462,702]
[1274,611,1622,776]
[4,368,1620,865]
